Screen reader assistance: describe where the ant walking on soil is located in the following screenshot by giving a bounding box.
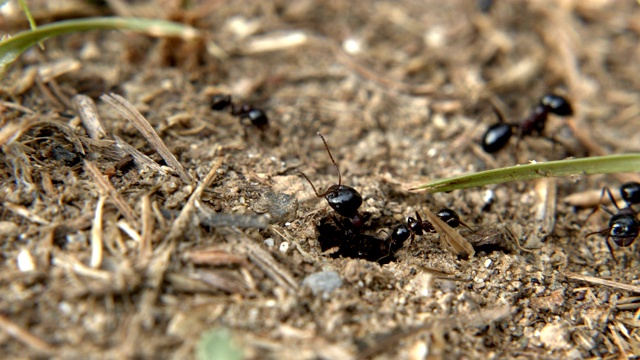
[389,209,473,253]
[299,132,366,228]
[481,94,574,154]
[210,94,269,130]
[585,182,640,261]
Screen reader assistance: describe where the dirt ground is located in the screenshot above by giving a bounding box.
[2,0,640,359]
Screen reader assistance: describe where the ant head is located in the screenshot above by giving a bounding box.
[324,185,363,219]
[299,133,363,219]
[609,213,640,247]
[620,182,640,207]
[540,94,573,116]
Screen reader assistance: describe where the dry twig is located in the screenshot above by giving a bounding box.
[0,314,56,354]
[101,93,192,183]
[84,160,139,227]
[73,94,108,140]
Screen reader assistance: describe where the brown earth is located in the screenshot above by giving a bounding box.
[2,1,640,359]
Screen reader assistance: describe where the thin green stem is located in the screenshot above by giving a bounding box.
[411,154,640,193]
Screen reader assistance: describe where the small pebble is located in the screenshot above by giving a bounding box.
[539,322,570,350]
[302,271,343,295]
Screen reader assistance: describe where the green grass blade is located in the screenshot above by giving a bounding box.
[16,0,42,48]
[411,154,640,193]
[0,17,200,74]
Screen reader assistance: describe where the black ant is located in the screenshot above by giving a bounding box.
[585,182,640,261]
[481,94,573,153]
[299,133,366,228]
[389,208,473,254]
[210,94,269,130]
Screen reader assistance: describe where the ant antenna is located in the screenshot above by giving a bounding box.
[298,170,322,197]
[317,132,342,186]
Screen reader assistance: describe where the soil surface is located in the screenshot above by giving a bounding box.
[2,1,640,359]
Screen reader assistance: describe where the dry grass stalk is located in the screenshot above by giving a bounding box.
[52,251,112,281]
[84,160,139,228]
[534,177,557,239]
[73,94,107,140]
[101,93,192,183]
[90,195,106,269]
[164,155,223,242]
[422,207,475,258]
[140,194,154,260]
[113,135,167,174]
[0,116,37,147]
[3,202,50,225]
[0,100,35,114]
[116,220,141,242]
[564,188,620,208]
[242,238,298,292]
[0,314,56,354]
[565,272,640,293]
[184,249,247,266]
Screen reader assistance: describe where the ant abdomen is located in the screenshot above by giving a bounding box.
[481,123,515,153]
[620,181,640,206]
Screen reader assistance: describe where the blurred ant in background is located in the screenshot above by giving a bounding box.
[210,94,269,130]
[481,94,573,154]
[585,181,640,261]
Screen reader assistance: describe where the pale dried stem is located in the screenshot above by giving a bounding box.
[101,93,192,183]
[90,195,106,269]
[3,202,50,225]
[0,314,56,354]
[164,155,223,242]
[139,194,154,260]
[84,160,139,228]
[113,135,167,174]
[73,94,108,140]
[565,272,640,293]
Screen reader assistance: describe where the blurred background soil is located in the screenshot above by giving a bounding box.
[2,0,640,359]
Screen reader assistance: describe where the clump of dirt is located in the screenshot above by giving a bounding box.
[2,1,640,359]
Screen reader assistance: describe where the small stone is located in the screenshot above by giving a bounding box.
[253,191,298,223]
[263,238,275,247]
[302,271,343,295]
[17,249,36,272]
[539,322,570,350]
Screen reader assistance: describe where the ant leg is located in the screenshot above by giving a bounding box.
[605,236,618,264]
[604,186,620,211]
[458,220,475,233]
[585,187,616,223]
